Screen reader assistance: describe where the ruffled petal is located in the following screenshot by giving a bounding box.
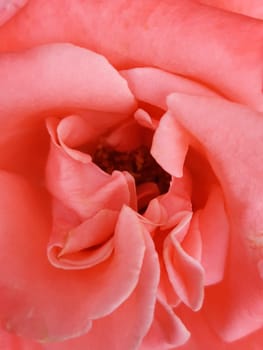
[39,209,160,350]
[168,93,263,341]
[0,173,146,342]
[151,111,190,178]
[163,213,205,311]
[141,297,190,349]
[46,136,137,218]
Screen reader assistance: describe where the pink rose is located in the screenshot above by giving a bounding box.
[0,1,263,349]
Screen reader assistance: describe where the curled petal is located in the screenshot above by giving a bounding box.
[168,92,263,341]
[46,138,137,218]
[48,205,118,270]
[163,214,205,311]
[151,111,189,178]
[141,297,190,349]
[39,210,159,350]
[121,67,219,109]
[199,186,229,285]
[0,173,145,341]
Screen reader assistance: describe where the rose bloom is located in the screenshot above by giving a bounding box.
[0,0,263,349]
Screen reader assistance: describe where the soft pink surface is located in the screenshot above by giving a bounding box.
[198,0,263,19]
[0,0,262,110]
[0,0,28,26]
[0,1,262,349]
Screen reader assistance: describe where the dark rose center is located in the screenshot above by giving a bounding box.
[93,144,171,195]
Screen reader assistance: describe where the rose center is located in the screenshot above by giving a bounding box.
[93,144,171,199]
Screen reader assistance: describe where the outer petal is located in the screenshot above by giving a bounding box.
[121,67,219,110]
[168,93,263,341]
[0,43,135,128]
[177,305,263,350]
[0,172,145,342]
[0,1,262,109]
[198,0,263,19]
[0,43,135,176]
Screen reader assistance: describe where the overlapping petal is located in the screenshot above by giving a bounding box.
[168,93,263,341]
[0,0,262,109]
[0,172,147,342]
[0,42,136,179]
[141,297,190,349]
[41,208,160,350]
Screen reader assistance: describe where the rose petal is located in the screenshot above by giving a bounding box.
[46,137,137,218]
[0,0,28,26]
[0,43,136,133]
[47,205,117,270]
[198,185,229,285]
[198,0,263,19]
[163,213,205,311]
[151,111,190,178]
[0,173,146,341]
[0,1,262,109]
[176,304,263,350]
[141,297,190,349]
[168,93,263,340]
[0,42,136,176]
[0,329,43,350]
[38,210,159,350]
[121,67,219,109]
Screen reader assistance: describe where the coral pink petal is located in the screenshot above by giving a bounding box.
[141,297,190,349]
[0,0,28,26]
[40,214,159,350]
[0,42,135,175]
[121,67,219,109]
[0,43,135,131]
[46,139,137,218]
[182,212,202,262]
[164,214,205,311]
[198,0,263,19]
[168,93,263,341]
[151,111,189,177]
[134,108,157,130]
[198,185,229,285]
[61,210,117,255]
[0,329,44,350]
[0,1,262,109]
[0,174,145,341]
[176,304,263,350]
[48,207,117,270]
